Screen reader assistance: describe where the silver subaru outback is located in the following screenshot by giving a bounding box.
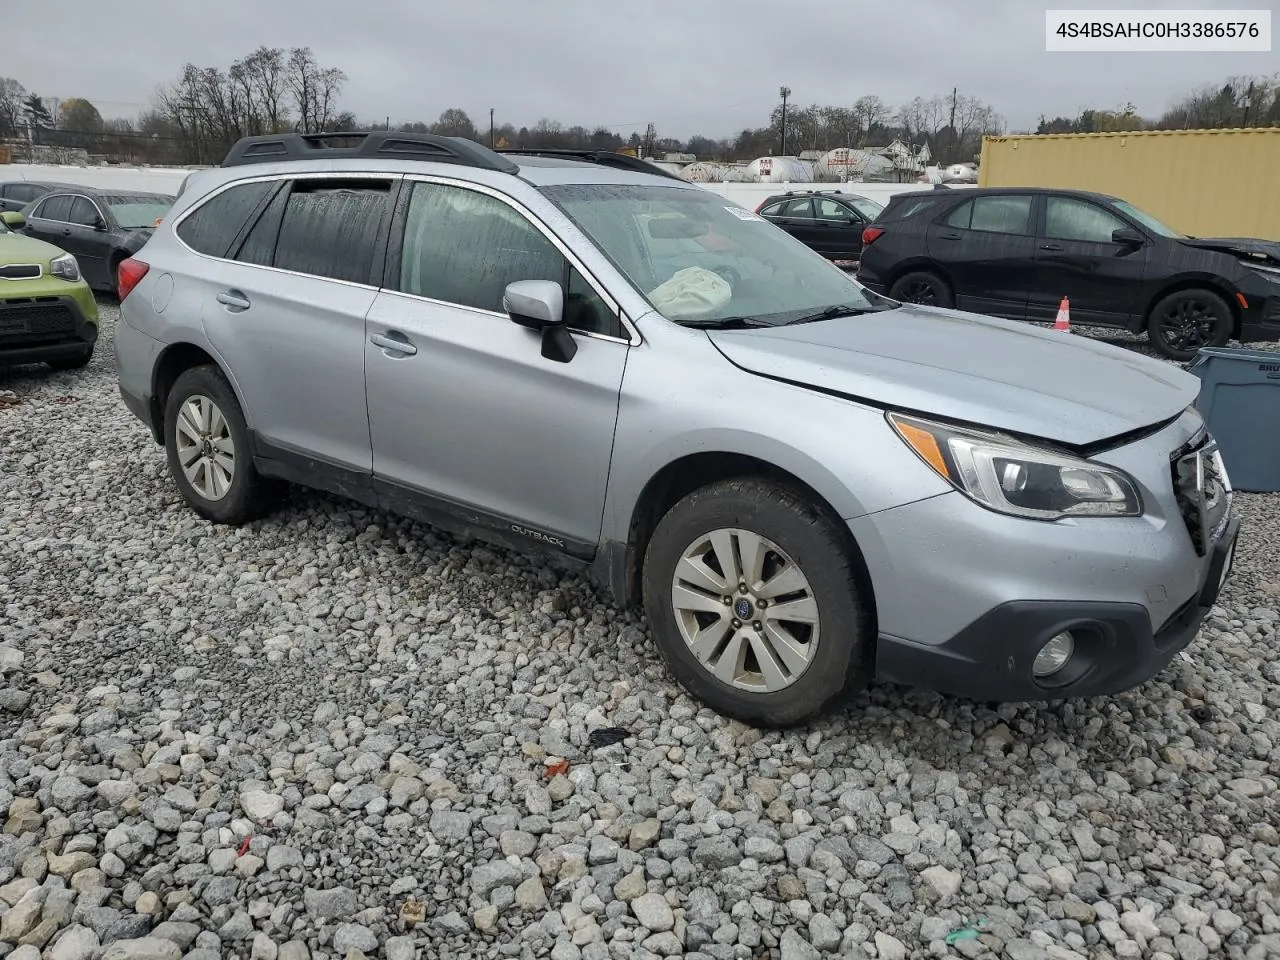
[114,132,1238,726]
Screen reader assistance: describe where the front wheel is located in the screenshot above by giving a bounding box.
[1146,289,1232,361]
[163,365,279,525]
[642,477,872,726]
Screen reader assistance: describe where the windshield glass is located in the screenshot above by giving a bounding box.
[541,183,885,326]
[846,196,884,220]
[106,198,173,230]
[0,220,8,234]
[1109,199,1181,238]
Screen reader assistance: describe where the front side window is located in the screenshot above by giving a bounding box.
[816,198,854,222]
[177,180,277,258]
[1045,197,1129,244]
[35,195,72,222]
[397,181,618,336]
[542,182,886,327]
[946,195,1033,235]
[273,178,392,284]
[68,197,100,227]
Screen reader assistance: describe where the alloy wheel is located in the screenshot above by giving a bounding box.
[669,527,819,693]
[174,394,236,501]
[1157,298,1221,352]
[899,278,938,304]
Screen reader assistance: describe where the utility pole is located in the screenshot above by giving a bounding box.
[490,108,495,147]
[779,86,791,156]
[948,87,957,164]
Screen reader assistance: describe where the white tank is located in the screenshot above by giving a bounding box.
[813,148,895,181]
[745,156,815,183]
[679,162,757,183]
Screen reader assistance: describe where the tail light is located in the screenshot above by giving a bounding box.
[117,258,150,301]
[862,226,885,246]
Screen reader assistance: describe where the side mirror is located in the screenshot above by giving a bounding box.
[94,217,108,232]
[1112,226,1144,246]
[0,211,24,229]
[504,279,576,363]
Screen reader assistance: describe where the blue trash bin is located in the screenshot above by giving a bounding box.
[1188,346,1280,493]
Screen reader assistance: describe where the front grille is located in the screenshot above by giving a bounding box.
[0,263,42,281]
[0,299,79,346]
[1170,431,1232,556]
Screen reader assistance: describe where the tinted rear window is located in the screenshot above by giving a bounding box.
[177,180,277,258]
[272,179,392,284]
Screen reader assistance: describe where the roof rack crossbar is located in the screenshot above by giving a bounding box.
[496,148,686,181]
[221,132,520,174]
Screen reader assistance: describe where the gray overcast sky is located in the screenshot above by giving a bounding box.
[6,0,1275,139]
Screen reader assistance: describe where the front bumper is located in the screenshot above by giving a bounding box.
[0,294,98,364]
[875,515,1238,701]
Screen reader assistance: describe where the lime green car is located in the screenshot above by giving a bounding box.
[0,210,99,370]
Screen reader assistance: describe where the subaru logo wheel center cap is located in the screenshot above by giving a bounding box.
[734,598,754,620]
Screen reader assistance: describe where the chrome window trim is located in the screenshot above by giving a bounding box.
[170,169,641,346]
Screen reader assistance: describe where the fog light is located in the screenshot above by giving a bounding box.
[1033,631,1074,678]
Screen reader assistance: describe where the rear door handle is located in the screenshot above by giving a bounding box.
[938,232,961,240]
[370,332,417,356]
[216,290,251,310]
[1039,243,1065,251]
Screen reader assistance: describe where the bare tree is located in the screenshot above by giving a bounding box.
[0,77,26,136]
[285,48,346,134]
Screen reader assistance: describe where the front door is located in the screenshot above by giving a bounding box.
[813,197,864,259]
[63,196,111,289]
[364,178,628,556]
[925,193,1037,319]
[1028,195,1150,326]
[198,175,394,478]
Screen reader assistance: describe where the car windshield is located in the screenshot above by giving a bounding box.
[846,196,884,220]
[542,182,886,326]
[1109,199,1182,238]
[106,198,173,230]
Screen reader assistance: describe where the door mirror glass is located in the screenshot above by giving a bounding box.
[94,216,108,231]
[0,211,24,229]
[1111,226,1144,246]
[504,279,565,329]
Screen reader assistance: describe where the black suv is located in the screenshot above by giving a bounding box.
[856,186,1280,360]
[756,189,884,264]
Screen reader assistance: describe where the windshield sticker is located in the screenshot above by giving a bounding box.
[724,206,764,221]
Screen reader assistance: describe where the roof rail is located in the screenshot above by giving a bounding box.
[220,132,520,174]
[496,148,686,181]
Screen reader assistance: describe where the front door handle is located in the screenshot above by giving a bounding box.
[1040,243,1065,251]
[370,332,417,356]
[216,290,251,310]
[61,229,72,236]
[938,232,961,240]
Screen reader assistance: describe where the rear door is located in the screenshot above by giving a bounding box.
[22,193,73,246]
[1029,195,1150,326]
[193,174,394,481]
[925,193,1036,319]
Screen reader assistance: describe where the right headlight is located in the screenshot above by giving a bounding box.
[888,412,1143,520]
[49,252,81,282]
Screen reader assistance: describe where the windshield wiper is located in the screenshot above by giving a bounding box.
[784,304,887,326]
[679,316,769,329]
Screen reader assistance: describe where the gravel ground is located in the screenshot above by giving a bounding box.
[1,302,1278,960]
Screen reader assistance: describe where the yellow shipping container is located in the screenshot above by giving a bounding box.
[978,128,1280,241]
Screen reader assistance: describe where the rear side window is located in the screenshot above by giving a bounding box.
[36,195,72,222]
[272,179,392,284]
[880,195,944,222]
[177,180,277,258]
[780,198,814,219]
[759,201,786,217]
[946,195,1033,235]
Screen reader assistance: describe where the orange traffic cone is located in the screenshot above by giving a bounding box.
[1053,296,1071,332]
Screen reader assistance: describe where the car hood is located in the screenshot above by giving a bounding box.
[706,305,1201,447]
[0,231,65,267]
[1178,236,1280,267]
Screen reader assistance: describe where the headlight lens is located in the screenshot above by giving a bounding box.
[49,253,80,282]
[889,413,1143,519]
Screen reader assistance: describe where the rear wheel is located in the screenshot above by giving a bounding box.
[642,477,872,726]
[888,270,953,308]
[1146,289,1232,361]
[163,365,279,524]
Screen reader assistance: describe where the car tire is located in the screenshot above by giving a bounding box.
[1146,288,1233,362]
[46,345,93,371]
[163,364,279,525]
[642,477,873,726]
[888,270,954,307]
